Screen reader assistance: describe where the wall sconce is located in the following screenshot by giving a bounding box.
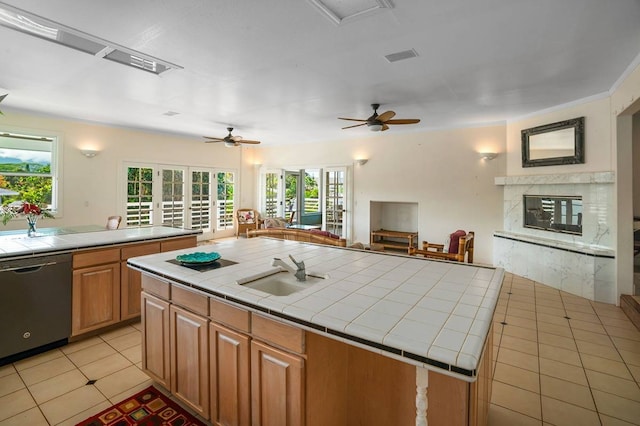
[479,152,497,161]
[355,159,369,166]
[81,149,99,158]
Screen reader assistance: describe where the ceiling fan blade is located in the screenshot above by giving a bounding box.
[381,124,390,131]
[204,140,225,143]
[338,117,367,122]
[385,119,421,125]
[342,123,367,129]
[376,110,396,122]
[238,140,261,145]
[204,136,224,141]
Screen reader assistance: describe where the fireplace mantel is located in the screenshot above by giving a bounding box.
[495,171,615,186]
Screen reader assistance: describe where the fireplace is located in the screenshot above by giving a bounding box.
[523,195,582,235]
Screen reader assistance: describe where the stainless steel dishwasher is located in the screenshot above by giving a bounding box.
[0,253,72,364]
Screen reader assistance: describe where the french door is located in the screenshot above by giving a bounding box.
[322,167,348,238]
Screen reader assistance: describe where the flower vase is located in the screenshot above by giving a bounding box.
[27,215,38,237]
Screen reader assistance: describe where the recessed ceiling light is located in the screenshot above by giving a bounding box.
[308,0,393,25]
[0,3,182,75]
[384,49,418,63]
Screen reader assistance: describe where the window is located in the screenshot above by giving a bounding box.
[126,166,154,226]
[216,172,235,230]
[0,132,58,211]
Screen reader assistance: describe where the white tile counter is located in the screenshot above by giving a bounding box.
[128,237,504,381]
[0,226,202,260]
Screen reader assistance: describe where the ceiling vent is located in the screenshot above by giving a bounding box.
[162,111,180,116]
[384,49,418,63]
[308,0,393,25]
[0,3,182,75]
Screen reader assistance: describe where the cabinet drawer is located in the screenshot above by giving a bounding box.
[252,314,305,354]
[161,236,197,252]
[141,274,170,300]
[73,248,120,269]
[172,285,208,317]
[209,298,250,333]
[121,242,161,260]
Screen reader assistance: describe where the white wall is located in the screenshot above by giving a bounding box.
[0,111,252,234]
[253,125,506,266]
[633,113,640,217]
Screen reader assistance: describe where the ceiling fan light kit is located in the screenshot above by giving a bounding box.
[339,103,419,132]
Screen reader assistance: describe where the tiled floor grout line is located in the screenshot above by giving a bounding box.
[533,281,545,425]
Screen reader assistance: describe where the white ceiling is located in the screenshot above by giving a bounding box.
[0,0,639,146]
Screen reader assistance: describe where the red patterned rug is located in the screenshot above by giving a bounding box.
[76,385,207,425]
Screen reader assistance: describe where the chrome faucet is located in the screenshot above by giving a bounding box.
[272,255,306,281]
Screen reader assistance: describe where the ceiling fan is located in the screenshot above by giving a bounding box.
[204,127,261,147]
[339,103,420,131]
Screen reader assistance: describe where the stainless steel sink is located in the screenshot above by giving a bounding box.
[237,269,326,296]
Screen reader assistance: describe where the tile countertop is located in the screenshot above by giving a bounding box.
[0,226,202,260]
[128,237,504,382]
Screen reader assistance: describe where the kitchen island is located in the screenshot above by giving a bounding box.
[129,237,503,425]
[0,226,200,364]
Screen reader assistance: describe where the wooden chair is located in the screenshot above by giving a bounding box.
[409,231,474,263]
[236,208,259,238]
[106,215,122,230]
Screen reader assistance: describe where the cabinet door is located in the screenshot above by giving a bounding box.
[170,305,209,419]
[141,292,170,388]
[161,236,197,252]
[72,262,120,336]
[251,340,304,426]
[210,322,250,426]
[121,242,161,320]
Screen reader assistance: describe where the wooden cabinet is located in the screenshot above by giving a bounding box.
[161,236,198,252]
[141,291,170,388]
[72,248,121,336]
[210,322,251,426]
[251,339,305,426]
[170,304,210,419]
[121,242,160,320]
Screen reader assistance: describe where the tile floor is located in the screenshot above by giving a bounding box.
[0,272,639,425]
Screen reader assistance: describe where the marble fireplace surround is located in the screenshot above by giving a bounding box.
[493,171,616,304]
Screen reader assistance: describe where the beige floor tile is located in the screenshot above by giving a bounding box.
[539,375,595,410]
[491,381,541,420]
[99,325,138,341]
[562,293,592,305]
[581,354,634,380]
[130,321,142,332]
[600,316,638,330]
[54,400,111,426]
[497,347,540,373]
[0,366,15,380]
[594,305,633,320]
[18,356,76,386]
[563,303,596,314]
[628,364,640,383]
[120,345,142,365]
[539,358,587,386]
[506,307,536,320]
[0,407,49,426]
[537,312,569,327]
[502,324,538,342]
[612,336,640,354]
[509,294,536,304]
[498,335,539,356]
[534,298,564,309]
[13,349,64,371]
[66,342,118,367]
[108,379,154,404]
[538,343,582,367]
[619,349,640,367]
[79,352,132,380]
[535,305,566,317]
[576,340,623,361]
[39,385,106,425]
[572,328,612,345]
[492,407,519,426]
[104,330,141,352]
[0,374,24,399]
[93,365,150,398]
[28,369,88,405]
[493,362,540,393]
[505,315,537,330]
[61,337,103,355]
[605,325,640,342]
[585,370,640,402]
[0,389,36,422]
[540,396,600,426]
[599,414,637,426]
[570,319,607,334]
[538,331,577,351]
[565,310,601,324]
[537,321,573,338]
[592,389,640,424]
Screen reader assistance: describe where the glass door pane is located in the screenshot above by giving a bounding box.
[323,168,346,237]
[126,166,154,227]
[161,168,185,228]
[190,170,212,232]
[216,171,235,231]
[263,171,281,218]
